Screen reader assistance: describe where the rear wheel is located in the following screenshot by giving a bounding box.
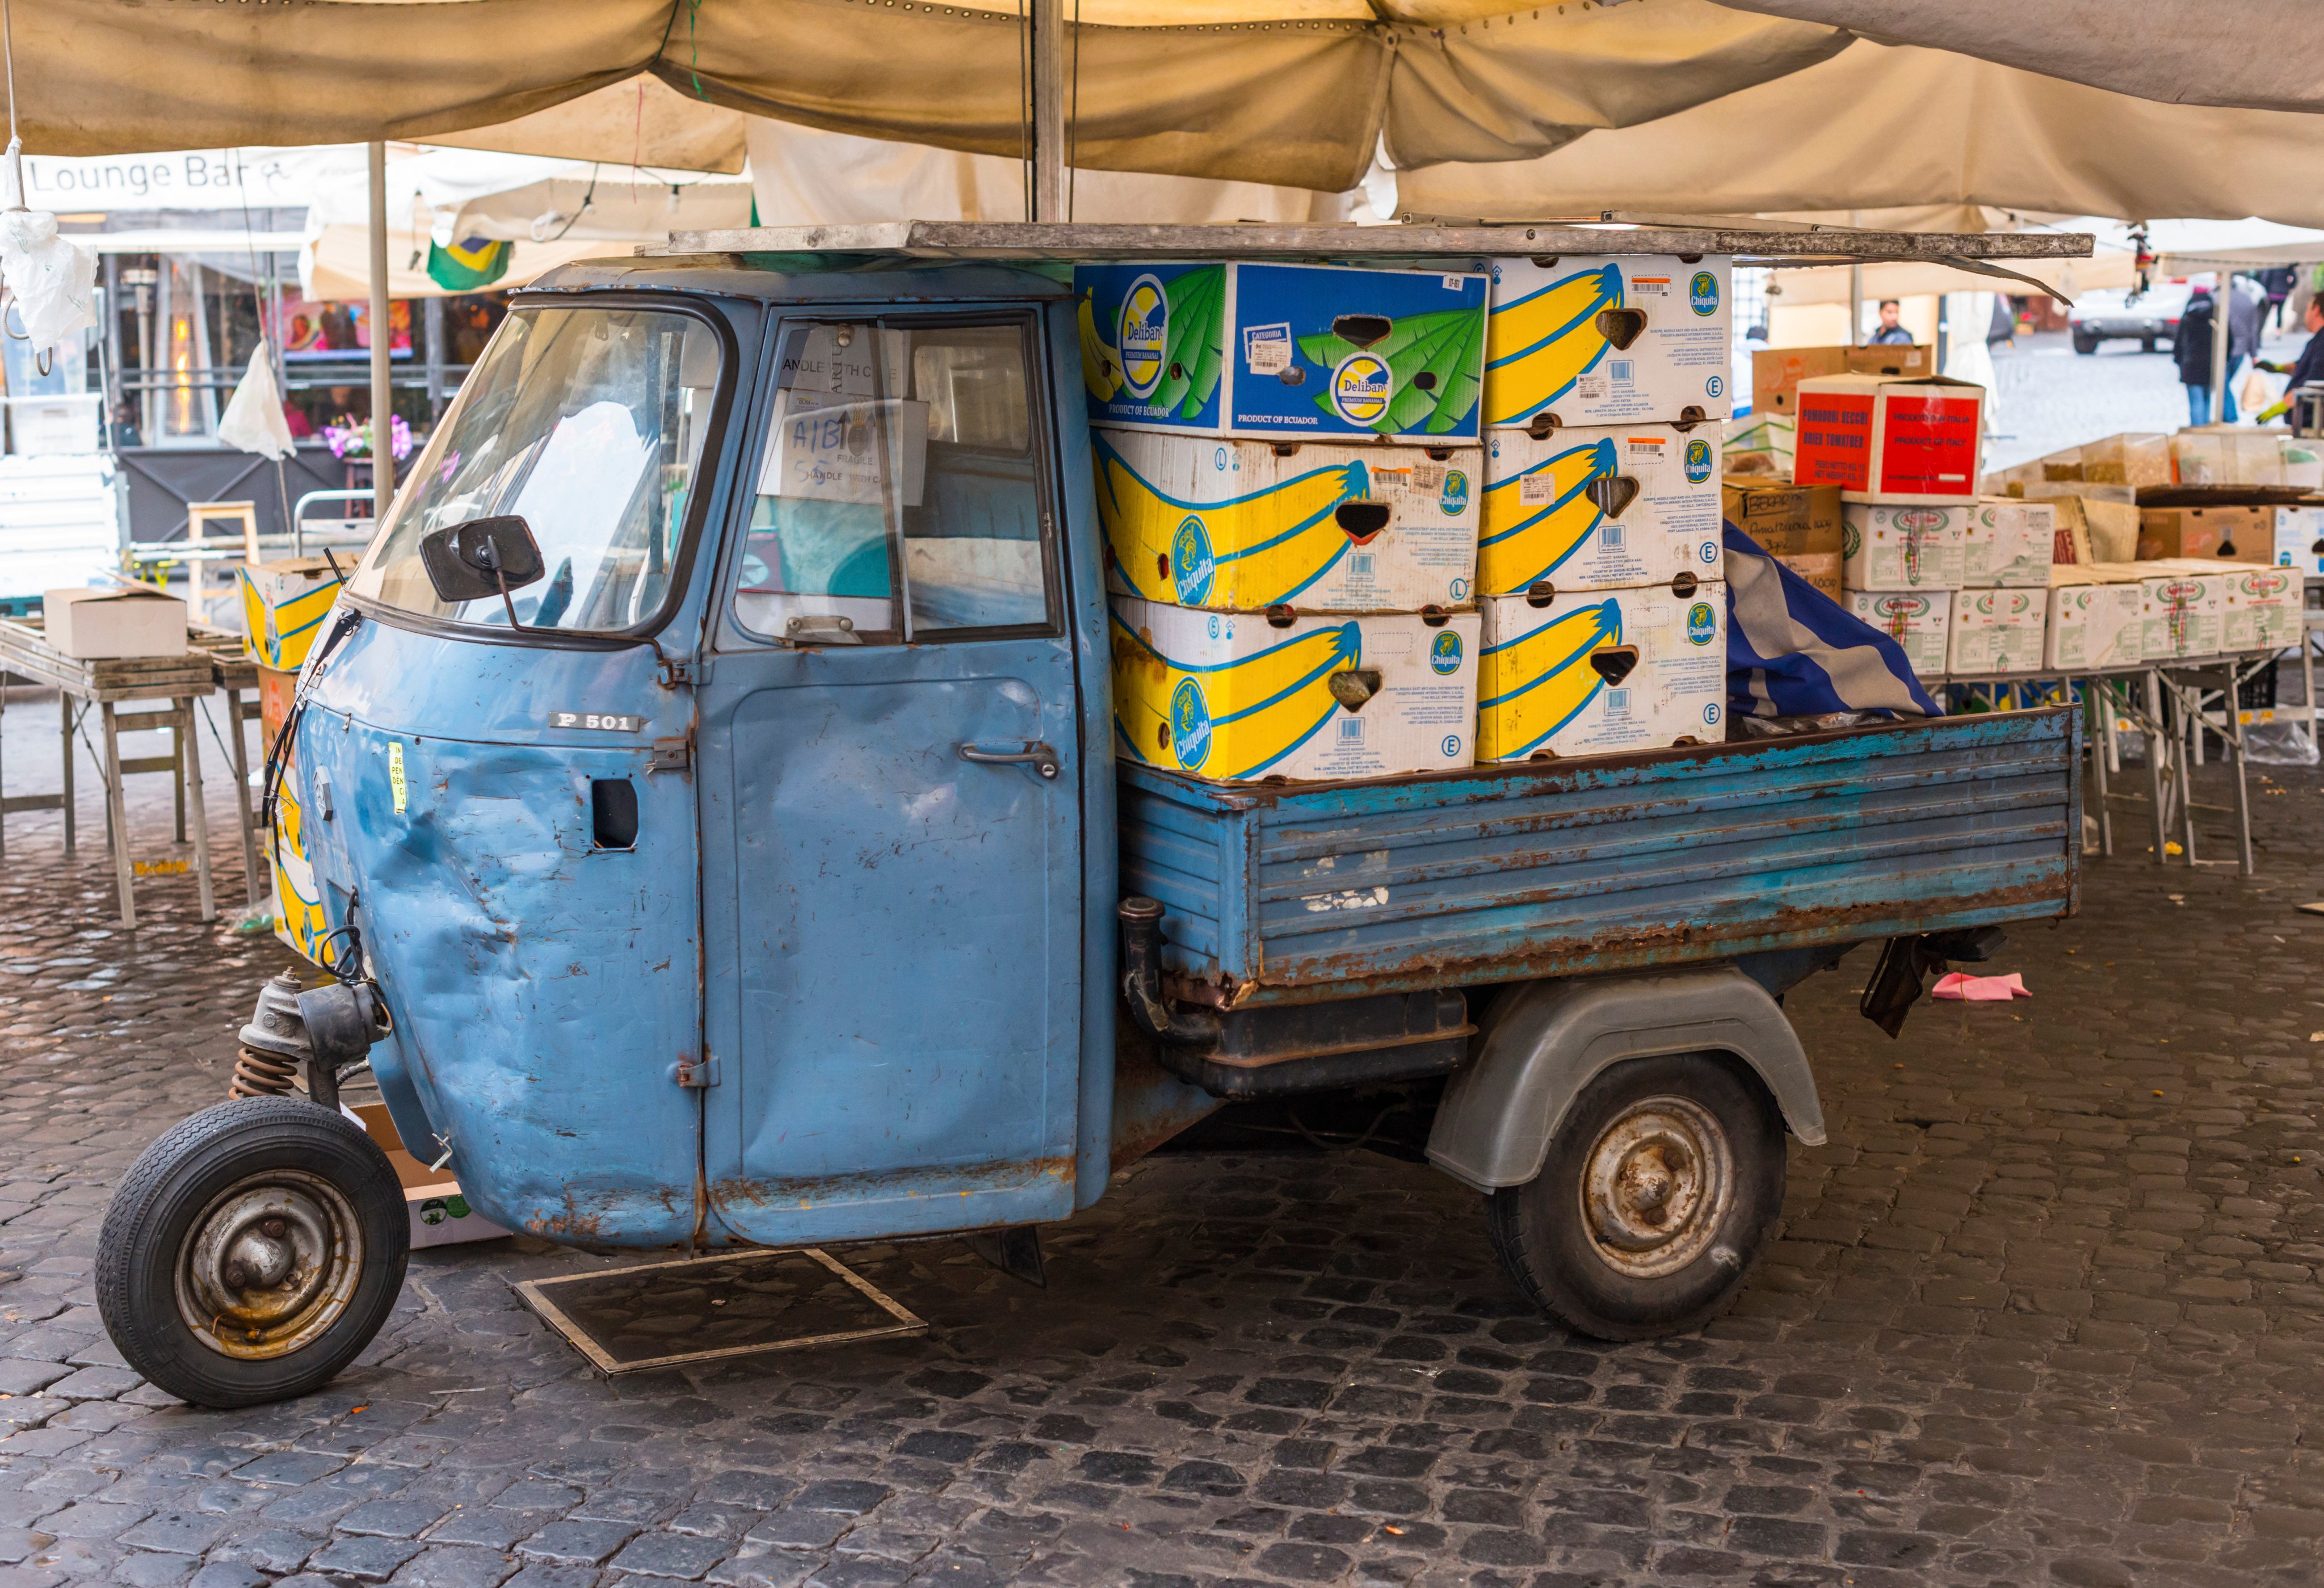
[96,1098,410,1409]
[1487,1052,1785,1339]
[2072,330,2100,355]
[2141,338,2159,354]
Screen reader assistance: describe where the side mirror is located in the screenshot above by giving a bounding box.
[419,516,545,605]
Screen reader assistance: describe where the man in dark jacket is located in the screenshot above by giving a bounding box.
[2176,285,2236,424]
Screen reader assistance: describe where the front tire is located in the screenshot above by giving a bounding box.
[97,1098,410,1409]
[1487,1052,1785,1340]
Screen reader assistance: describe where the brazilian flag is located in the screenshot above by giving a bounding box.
[427,236,513,291]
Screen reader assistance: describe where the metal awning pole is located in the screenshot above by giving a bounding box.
[1846,211,1862,345]
[368,140,396,520]
[2209,272,2231,425]
[1031,0,1065,224]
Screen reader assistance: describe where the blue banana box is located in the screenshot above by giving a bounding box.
[1077,262,1489,442]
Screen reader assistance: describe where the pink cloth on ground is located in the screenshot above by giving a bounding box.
[1931,972,2028,1001]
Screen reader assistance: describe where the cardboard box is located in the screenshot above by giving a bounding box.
[1844,590,1952,678]
[1948,587,2049,675]
[2271,504,2324,575]
[41,585,187,658]
[1751,344,1935,416]
[1477,582,1726,760]
[1841,503,1969,592]
[2283,435,2324,490]
[1793,373,1986,502]
[1478,423,1722,595]
[2170,427,2313,486]
[2135,505,2271,563]
[349,1104,509,1251]
[1093,430,1480,611]
[236,557,346,669]
[1473,255,1732,428]
[2074,432,2175,489]
[1109,596,1478,782]
[1775,551,1843,602]
[1722,411,1795,473]
[2222,564,2304,652]
[2045,572,2145,672]
[1723,476,1843,558]
[1077,262,1488,442]
[2134,565,2228,659]
[1964,499,2055,587]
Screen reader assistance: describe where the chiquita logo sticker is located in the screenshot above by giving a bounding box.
[1686,601,1717,645]
[1117,274,1169,399]
[1170,515,1215,606]
[1440,469,1470,516]
[1330,352,1394,426]
[1689,271,1720,316]
[1169,677,1211,771]
[1683,438,1713,484]
[1430,629,1464,675]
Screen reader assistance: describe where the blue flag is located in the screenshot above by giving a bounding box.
[1725,524,1940,719]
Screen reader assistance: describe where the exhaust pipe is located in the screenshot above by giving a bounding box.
[1117,897,1220,1047]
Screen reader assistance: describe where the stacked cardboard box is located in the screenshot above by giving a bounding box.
[1724,477,1841,600]
[1082,261,1488,782]
[1465,255,1732,760]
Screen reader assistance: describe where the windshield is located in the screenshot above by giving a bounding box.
[350,305,721,633]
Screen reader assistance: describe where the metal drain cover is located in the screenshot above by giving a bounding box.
[513,1247,924,1375]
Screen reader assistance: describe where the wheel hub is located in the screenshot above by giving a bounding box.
[1579,1095,1733,1279]
[175,1171,365,1359]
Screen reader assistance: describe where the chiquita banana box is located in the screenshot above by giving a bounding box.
[1480,423,1723,595]
[1476,581,1727,761]
[1077,262,1489,442]
[1110,596,1480,782]
[1472,255,1733,430]
[1094,429,1480,611]
[237,556,346,669]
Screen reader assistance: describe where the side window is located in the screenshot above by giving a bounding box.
[734,317,1054,645]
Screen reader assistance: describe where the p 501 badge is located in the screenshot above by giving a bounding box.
[551,712,642,732]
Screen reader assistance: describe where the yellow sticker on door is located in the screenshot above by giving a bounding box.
[389,741,407,815]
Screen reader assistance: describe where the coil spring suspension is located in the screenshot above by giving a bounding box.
[228,1045,300,1099]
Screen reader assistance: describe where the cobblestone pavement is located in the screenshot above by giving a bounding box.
[1985,327,2312,474]
[0,687,2321,1587]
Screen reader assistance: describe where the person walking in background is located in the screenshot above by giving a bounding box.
[2258,265,2296,333]
[1866,299,1915,345]
[2177,279,2238,425]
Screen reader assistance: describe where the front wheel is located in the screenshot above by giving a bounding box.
[1486,1052,1785,1340]
[97,1098,410,1409]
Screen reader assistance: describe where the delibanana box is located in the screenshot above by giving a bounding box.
[1077,262,1488,443]
[1094,429,1480,611]
[237,557,346,669]
[1478,423,1722,595]
[1110,596,1480,783]
[1477,579,1727,761]
[1471,255,1733,429]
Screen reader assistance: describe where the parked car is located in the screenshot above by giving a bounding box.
[2069,281,2191,354]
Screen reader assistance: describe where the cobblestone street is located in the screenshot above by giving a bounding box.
[0,687,2321,1587]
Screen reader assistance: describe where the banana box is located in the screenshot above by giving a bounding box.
[236,556,344,669]
[1110,596,1479,782]
[1842,503,1969,593]
[1077,262,1488,442]
[2222,564,2302,652]
[1947,588,2048,675]
[1844,590,1952,678]
[1470,255,1733,430]
[1480,423,1722,595]
[1094,429,1480,611]
[1476,581,1726,761]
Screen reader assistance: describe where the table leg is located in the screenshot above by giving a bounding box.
[171,719,187,845]
[222,688,261,908]
[58,695,74,856]
[2305,619,2320,753]
[2145,671,2169,865]
[2089,684,2113,858]
[179,697,215,923]
[100,703,135,929]
[2173,680,2198,867]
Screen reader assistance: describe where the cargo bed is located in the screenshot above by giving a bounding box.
[1119,708,2080,1010]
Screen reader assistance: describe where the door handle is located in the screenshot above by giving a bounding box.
[960,741,1061,780]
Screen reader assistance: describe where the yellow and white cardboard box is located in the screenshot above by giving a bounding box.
[1947,588,2049,675]
[1843,590,1952,678]
[1472,255,1733,430]
[2272,504,2324,575]
[237,557,347,669]
[1477,582,1726,761]
[2222,564,2303,652]
[1110,596,1478,782]
[1478,423,1722,595]
[1965,499,2056,587]
[2135,564,2226,659]
[2045,571,2144,673]
[1093,428,1480,611]
[1841,503,1969,593]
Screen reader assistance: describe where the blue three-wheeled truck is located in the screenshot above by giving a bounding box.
[95,224,2079,1408]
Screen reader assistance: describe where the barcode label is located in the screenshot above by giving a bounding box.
[1609,359,1634,384]
[1604,688,1630,714]
[1339,717,1365,741]
[1350,552,1376,575]
[1598,522,1625,548]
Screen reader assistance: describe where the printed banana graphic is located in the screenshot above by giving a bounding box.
[1111,610,1363,779]
[1484,263,1623,426]
[1094,435,1372,606]
[271,770,330,960]
[1477,437,1617,593]
[1079,296,1122,401]
[1477,598,1623,760]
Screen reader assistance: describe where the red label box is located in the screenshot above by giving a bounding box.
[1792,374,1985,503]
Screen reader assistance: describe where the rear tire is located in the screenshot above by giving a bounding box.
[1487,1052,1785,1340]
[97,1098,410,1409]
[2072,330,2100,355]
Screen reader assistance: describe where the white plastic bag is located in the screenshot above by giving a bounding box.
[217,339,295,461]
[0,206,95,350]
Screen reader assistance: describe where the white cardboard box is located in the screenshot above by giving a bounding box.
[1793,374,1986,503]
[42,586,187,658]
[1841,503,1969,592]
[1109,596,1478,782]
[2222,564,2304,652]
[1479,422,1722,595]
[1476,582,1726,759]
[1472,255,1733,429]
[2130,563,2228,659]
[1093,429,1481,611]
[2271,504,2324,575]
[1965,498,2056,587]
[1844,589,1952,678]
[2045,573,2144,673]
[1948,587,2049,675]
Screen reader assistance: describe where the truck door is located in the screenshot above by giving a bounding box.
[696,310,1086,1245]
